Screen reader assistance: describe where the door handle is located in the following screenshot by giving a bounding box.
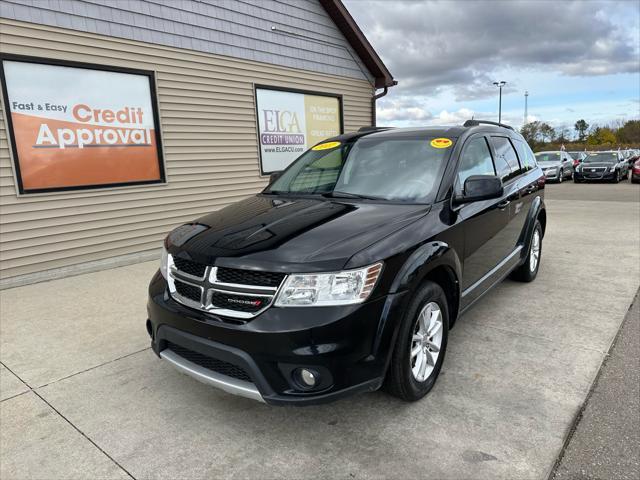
[497,200,510,209]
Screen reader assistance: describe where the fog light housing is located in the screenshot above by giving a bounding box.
[295,368,319,389]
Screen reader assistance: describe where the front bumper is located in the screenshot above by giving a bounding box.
[543,170,561,181]
[574,170,616,181]
[147,271,407,405]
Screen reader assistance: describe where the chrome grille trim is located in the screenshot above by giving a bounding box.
[167,254,286,319]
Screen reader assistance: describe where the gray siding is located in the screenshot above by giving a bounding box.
[0,0,374,84]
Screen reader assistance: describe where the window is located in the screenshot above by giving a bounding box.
[491,137,522,181]
[456,137,495,192]
[513,139,536,171]
[268,136,454,202]
[1,56,165,194]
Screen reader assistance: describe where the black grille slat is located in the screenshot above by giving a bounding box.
[216,267,285,287]
[210,291,268,313]
[166,342,252,382]
[174,280,202,303]
[173,257,206,278]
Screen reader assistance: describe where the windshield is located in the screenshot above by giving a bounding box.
[535,152,561,163]
[584,153,618,163]
[568,152,582,160]
[265,136,454,202]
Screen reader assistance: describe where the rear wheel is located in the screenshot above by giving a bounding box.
[384,281,449,401]
[511,219,542,282]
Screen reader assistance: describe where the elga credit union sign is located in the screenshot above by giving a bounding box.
[255,87,342,174]
[0,58,165,194]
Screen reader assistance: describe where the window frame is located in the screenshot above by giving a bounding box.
[489,135,525,184]
[453,134,497,195]
[0,53,167,195]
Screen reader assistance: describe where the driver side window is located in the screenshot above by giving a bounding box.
[456,137,496,194]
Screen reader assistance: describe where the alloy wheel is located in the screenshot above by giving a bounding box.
[410,302,443,382]
[530,229,541,272]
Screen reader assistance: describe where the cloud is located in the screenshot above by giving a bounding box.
[345,0,639,101]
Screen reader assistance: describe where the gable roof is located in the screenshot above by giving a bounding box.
[319,0,396,89]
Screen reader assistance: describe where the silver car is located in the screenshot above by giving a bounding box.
[535,151,574,182]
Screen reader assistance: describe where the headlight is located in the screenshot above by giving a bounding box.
[546,168,557,173]
[275,262,383,307]
[609,166,617,172]
[160,245,169,279]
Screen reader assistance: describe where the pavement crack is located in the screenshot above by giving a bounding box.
[1,360,137,479]
[32,389,137,480]
[36,347,151,389]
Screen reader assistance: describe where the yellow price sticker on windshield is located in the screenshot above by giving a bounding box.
[312,141,341,151]
[430,138,453,149]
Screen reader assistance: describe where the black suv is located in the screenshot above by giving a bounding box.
[147,120,546,405]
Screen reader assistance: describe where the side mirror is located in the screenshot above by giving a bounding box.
[269,171,282,184]
[455,175,504,204]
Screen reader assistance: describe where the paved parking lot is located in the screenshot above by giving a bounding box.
[1,181,639,480]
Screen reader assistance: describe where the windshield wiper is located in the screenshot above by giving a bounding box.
[322,191,387,201]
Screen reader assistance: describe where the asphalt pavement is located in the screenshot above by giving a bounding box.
[1,180,639,480]
[551,290,639,480]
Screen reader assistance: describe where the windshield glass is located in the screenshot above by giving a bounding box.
[568,152,582,160]
[535,152,561,163]
[265,136,454,202]
[584,153,618,163]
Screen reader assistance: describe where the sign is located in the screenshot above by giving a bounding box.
[1,57,165,194]
[255,86,342,174]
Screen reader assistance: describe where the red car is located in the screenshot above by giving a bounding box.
[632,159,640,183]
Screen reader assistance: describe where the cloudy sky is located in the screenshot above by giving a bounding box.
[343,0,640,134]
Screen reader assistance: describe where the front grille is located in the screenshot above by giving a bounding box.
[216,267,286,288]
[174,280,202,303]
[173,257,206,278]
[166,342,252,382]
[210,291,267,313]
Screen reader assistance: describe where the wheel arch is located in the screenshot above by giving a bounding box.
[389,241,462,328]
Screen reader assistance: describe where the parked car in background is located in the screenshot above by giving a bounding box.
[574,151,629,183]
[568,151,586,168]
[535,151,574,182]
[147,121,547,405]
[631,158,640,183]
[624,149,640,168]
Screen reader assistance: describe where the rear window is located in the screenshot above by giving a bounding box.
[491,137,522,182]
[584,153,618,163]
[535,152,561,162]
[513,139,536,171]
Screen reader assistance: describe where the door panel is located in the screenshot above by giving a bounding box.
[459,196,511,291]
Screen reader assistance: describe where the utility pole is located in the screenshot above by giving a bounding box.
[493,81,506,123]
[524,91,529,126]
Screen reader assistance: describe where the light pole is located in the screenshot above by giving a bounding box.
[493,81,506,123]
[524,90,529,125]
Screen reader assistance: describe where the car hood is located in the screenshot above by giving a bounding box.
[166,195,431,272]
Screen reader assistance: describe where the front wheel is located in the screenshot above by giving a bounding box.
[384,281,449,402]
[511,219,542,282]
[558,170,563,183]
[613,171,620,183]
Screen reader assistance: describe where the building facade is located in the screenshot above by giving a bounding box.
[0,0,394,287]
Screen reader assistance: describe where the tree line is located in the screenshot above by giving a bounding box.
[520,119,640,151]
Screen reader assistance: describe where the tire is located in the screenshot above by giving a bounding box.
[574,178,582,183]
[613,170,620,183]
[511,219,542,282]
[558,170,563,183]
[384,281,449,402]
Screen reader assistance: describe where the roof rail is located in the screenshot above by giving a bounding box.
[358,126,395,133]
[463,119,514,131]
